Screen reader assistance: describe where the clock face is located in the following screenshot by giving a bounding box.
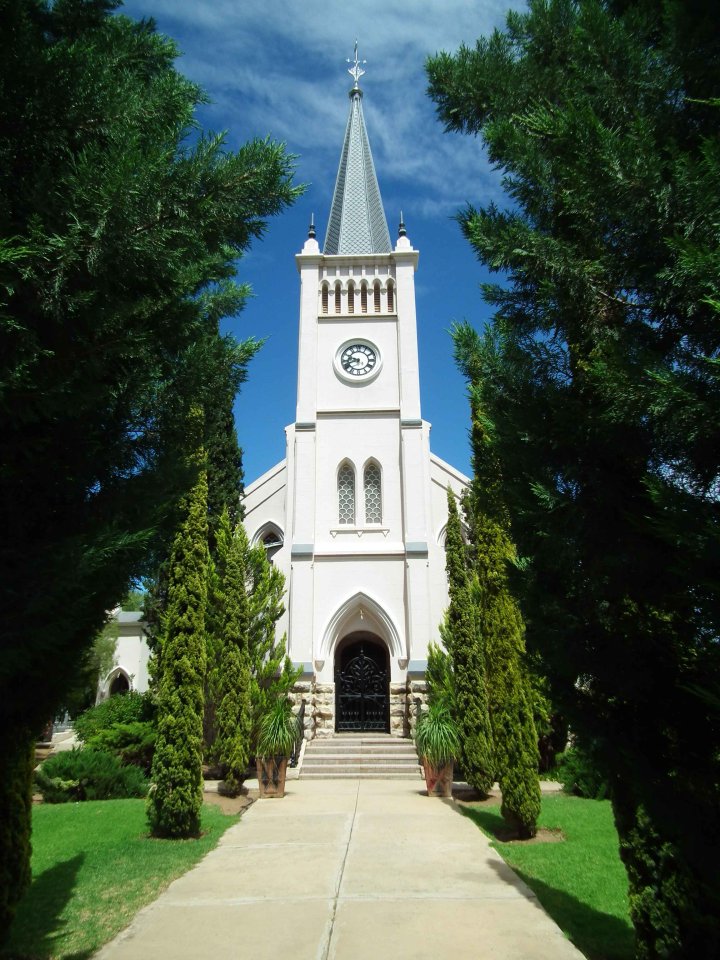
[340,343,377,377]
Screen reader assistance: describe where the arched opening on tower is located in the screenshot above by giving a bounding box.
[108,670,130,696]
[334,632,390,733]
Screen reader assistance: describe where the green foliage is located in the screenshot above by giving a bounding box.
[556,743,610,801]
[426,635,455,712]
[73,691,153,743]
[86,722,157,774]
[148,459,208,838]
[121,590,145,613]
[0,0,300,915]
[256,697,299,758]
[0,731,33,944]
[209,509,253,795]
[428,1,720,951]
[414,702,460,766]
[35,749,147,803]
[245,540,301,742]
[56,620,119,719]
[206,385,249,556]
[463,408,541,837]
[444,489,494,795]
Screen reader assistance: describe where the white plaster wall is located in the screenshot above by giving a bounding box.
[316,318,399,411]
[311,556,408,682]
[313,415,403,552]
[114,630,150,692]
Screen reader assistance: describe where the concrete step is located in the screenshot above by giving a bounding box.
[301,756,418,766]
[301,764,422,778]
[301,771,422,779]
[299,735,421,780]
[305,742,416,757]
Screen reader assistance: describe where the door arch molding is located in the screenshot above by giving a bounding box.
[319,591,403,663]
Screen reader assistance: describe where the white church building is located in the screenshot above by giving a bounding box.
[242,55,468,738]
[100,55,468,739]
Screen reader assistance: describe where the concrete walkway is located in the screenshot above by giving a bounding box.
[96,780,583,960]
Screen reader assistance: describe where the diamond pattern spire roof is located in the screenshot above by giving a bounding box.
[324,90,391,256]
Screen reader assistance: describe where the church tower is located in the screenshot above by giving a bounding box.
[243,49,468,738]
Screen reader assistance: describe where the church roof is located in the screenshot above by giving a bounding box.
[324,72,391,256]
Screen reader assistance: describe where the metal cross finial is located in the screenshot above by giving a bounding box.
[347,40,366,89]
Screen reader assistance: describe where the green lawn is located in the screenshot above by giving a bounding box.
[462,795,634,960]
[3,800,238,960]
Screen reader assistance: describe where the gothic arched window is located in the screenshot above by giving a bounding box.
[364,461,382,523]
[335,282,342,314]
[347,281,355,314]
[321,283,329,314]
[360,283,368,313]
[338,462,355,524]
[373,281,381,313]
[261,529,283,564]
[387,281,394,313]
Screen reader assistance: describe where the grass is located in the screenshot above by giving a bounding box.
[461,794,634,960]
[3,799,238,960]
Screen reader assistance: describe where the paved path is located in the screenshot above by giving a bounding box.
[96,779,583,960]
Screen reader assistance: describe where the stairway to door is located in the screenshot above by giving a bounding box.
[299,734,422,779]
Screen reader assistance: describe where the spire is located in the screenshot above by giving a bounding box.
[323,44,391,256]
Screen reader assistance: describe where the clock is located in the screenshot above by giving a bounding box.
[340,343,377,377]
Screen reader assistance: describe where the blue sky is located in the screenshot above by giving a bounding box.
[120,0,523,483]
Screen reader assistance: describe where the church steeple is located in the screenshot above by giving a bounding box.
[323,44,391,256]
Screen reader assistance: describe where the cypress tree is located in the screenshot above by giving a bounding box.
[464,392,541,838]
[0,732,33,938]
[148,448,208,838]
[429,2,720,949]
[445,488,494,795]
[212,509,253,795]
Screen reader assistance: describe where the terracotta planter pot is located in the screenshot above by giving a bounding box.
[422,758,454,798]
[256,756,289,798]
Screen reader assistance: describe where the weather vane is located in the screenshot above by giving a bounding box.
[347,40,366,89]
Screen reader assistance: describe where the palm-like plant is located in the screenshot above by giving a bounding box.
[256,697,299,758]
[415,702,460,766]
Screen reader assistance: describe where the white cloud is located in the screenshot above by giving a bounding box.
[122,0,518,216]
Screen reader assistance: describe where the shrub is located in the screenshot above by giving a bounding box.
[86,722,157,774]
[415,702,460,766]
[256,698,298,758]
[35,749,148,803]
[557,743,610,800]
[73,691,154,743]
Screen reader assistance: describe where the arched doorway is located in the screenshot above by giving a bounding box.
[109,671,130,696]
[334,632,389,732]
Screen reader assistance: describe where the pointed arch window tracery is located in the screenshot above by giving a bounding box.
[338,462,356,524]
[364,461,382,523]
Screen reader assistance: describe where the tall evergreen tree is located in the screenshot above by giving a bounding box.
[444,488,494,795]
[463,389,540,838]
[211,509,252,795]
[0,0,300,923]
[147,447,208,838]
[428,1,720,953]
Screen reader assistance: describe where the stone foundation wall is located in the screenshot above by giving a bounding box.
[288,681,314,740]
[389,682,409,737]
[407,679,429,738]
[291,678,428,740]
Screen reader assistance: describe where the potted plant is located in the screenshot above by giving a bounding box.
[255,697,298,798]
[414,702,460,798]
